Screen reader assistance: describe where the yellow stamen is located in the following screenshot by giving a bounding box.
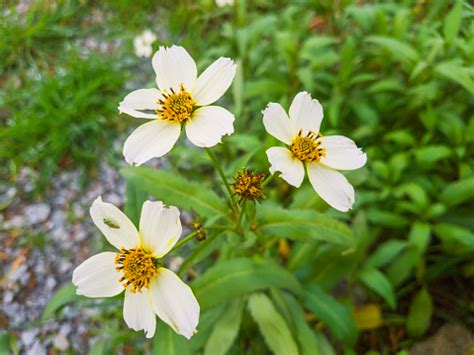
[156,84,195,123]
[290,130,326,163]
[115,247,159,293]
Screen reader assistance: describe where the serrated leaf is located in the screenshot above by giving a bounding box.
[153,321,190,355]
[304,284,358,345]
[121,167,230,220]
[204,298,243,355]
[42,283,83,321]
[193,258,302,310]
[358,268,396,309]
[280,292,320,355]
[406,288,432,337]
[256,203,354,247]
[248,293,299,355]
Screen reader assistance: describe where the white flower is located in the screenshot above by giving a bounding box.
[72,197,200,339]
[134,30,157,58]
[119,45,237,165]
[215,0,234,7]
[263,92,367,212]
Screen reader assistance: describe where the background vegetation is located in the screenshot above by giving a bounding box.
[1,0,473,353]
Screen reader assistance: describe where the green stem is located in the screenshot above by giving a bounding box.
[235,201,247,230]
[170,230,198,252]
[262,173,274,188]
[205,148,237,211]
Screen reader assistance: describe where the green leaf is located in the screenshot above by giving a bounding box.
[121,167,230,220]
[281,292,320,355]
[247,293,299,355]
[406,288,432,337]
[408,222,431,254]
[358,268,397,309]
[204,299,244,355]
[304,284,358,345]
[440,176,474,207]
[153,321,190,355]
[178,231,223,277]
[366,36,419,64]
[124,180,148,226]
[365,240,407,268]
[435,61,474,95]
[42,283,83,321]
[433,223,474,250]
[443,0,463,43]
[256,203,354,247]
[385,248,419,286]
[193,258,302,310]
[367,210,409,228]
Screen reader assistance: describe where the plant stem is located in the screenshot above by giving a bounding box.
[205,148,237,211]
[262,173,274,188]
[170,230,198,252]
[235,201,247,229]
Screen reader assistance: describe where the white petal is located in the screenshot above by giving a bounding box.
[289,91,323,135]
[307,164,355,212]
[150,268,200,339]
[191,57,236,106]
[320,135,367,170]
[123,120,181,166]
[152,45,197,92]
[266,147,305,188]
[72,252,124,298]
[118,88,160,119]
[90,196,139,250]
[185,106,234,147]
[262,103,294,144]
[139,201,182,257]
[123,288,157,338]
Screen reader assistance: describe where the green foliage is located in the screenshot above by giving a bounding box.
[247,293,299,355]
[406,287,433,337]
[10,0,473,353]
[192,258,302,310]
[122,167,231,221]
[42,282,84,321]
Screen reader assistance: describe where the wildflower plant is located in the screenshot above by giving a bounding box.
[68,43,367,348]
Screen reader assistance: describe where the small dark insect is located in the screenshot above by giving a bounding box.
[103,218,120,229]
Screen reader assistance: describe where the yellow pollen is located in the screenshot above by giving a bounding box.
[156,84,195,123]
[290,130,326,163]
[115,247,159,293]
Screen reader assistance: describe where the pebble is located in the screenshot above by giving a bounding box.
[24,203,51,225]
[53,333,69,351]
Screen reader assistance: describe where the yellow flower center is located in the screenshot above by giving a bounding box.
[115,247,159,293]
[156,84,196,123]
[232,169,266,203]
[290,130,326,163]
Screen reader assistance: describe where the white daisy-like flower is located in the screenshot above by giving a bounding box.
[72,197,200,339]
[215,0,234,7]
[119,45,237,165]
[263,91,367,212]
[134,30,157,58]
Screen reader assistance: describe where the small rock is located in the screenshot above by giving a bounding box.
[53,333,69,351]
[21,329,38,347]
[3,290,14,304]
[4,215,26,229]
[27,340,46,355]
[24,203,50,226]
[410,323,474,355]
[45,276,57,291]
